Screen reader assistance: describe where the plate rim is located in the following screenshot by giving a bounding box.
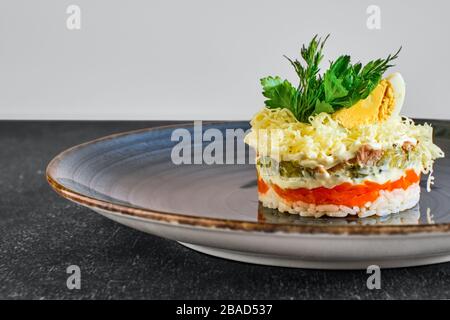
[46,121,450,236]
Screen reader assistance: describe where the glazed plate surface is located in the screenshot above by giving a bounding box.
[47,121,450,269]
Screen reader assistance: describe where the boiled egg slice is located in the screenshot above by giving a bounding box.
[385,72,405,117]
[333,72,406,128]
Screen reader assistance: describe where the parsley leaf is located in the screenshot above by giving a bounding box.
[318,48,401,111]
[260,76,297,113]
[314,100,334,114]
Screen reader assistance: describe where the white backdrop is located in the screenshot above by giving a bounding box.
[0,0,449,120]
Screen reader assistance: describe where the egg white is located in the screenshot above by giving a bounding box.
[386,72,406,117]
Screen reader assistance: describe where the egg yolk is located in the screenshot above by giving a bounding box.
[333,79,395,129]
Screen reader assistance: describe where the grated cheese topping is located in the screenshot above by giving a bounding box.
[245,108,445,173]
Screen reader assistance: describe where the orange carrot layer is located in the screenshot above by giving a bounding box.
[257,176,270,194]
[258,169,420,207]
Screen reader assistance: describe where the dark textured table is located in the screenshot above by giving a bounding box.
[1,120,450,300]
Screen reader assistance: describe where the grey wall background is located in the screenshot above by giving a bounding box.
[0,0,449,120]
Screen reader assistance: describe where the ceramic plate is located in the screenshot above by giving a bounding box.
[47,121,450,269]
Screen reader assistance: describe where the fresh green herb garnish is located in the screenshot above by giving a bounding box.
[261,35,401,123]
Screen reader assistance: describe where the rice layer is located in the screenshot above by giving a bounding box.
[259,182,420,218]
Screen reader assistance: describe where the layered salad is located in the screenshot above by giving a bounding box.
[245,35,444,218]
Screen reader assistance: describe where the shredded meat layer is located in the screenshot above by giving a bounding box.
[356,144,384,167]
